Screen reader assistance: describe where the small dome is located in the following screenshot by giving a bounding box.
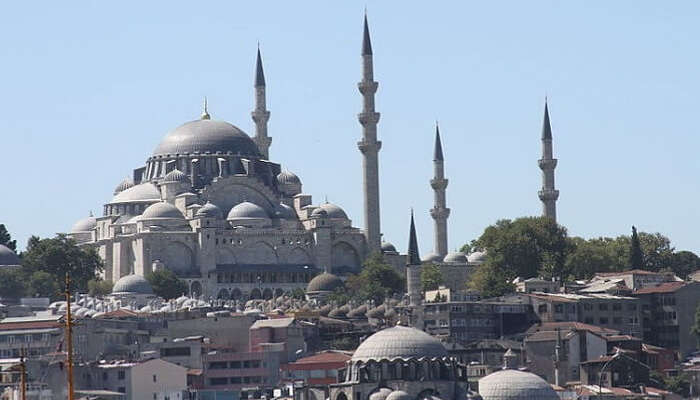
[369,388,393,400]
[163,169,190,183]
[468,251,487,264]
[274,203,297,220]
[319,203,348,219]
[478,369,558,400]
[112,275,154,295]
[307,273,344,293]
[0,245,20,267]
[277,170,301,185]
[352,325,448,361]
[443,251,468,263]
[141,202,185,220]
[386,391,412,400]
[114,179,134,195]
[153,119,261,158]
[227,201,269,220]
[196,201,223,219]
[71,214,97,233]
[311,208,328,218]
[422,253,443,263]
[381,241,397,254]
[111,183,161,204]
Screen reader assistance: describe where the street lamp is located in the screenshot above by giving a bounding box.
[598,348,622,400]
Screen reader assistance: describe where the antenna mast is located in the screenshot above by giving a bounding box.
[64,273,75,400]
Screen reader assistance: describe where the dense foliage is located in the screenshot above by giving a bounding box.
[328,253,404,304]
[421,263,444,291]
[0,224,17,252]
[146,269,188,300]
[465,217,699,297]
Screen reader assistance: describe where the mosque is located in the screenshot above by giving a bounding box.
[67,15,559,301]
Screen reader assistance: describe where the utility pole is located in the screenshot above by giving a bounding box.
[65,273,75,400]
[19,348,26,400]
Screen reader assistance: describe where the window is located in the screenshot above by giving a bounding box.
[627,303,637,311]
[584,303,593,311]
[153,394,157,400]
[231,377,242,384]
[613,317,622,324]
[102,372,108,380]
[210,378,228,386]
[599,317,609,325]
[153,374,157,382]
[118,387,126,394]
[230,361,241,369]
[538,304,548,313]
[584,317,594,324]
[118,371,125,380]
[554,304,564,313]
[612,303,622,311]
[599,304,608,311]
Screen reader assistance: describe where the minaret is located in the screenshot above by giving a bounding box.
[430,123,450,257]
[357,14,382,253]
[538,99,559,222]
[252,46,271,159]
[406,210,422,307]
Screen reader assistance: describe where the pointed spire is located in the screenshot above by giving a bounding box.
[200,97,210,120]
[255,45,266,87]
[542,98,552,140]
[362,13,373,56]
[433,122,444,161]
[407,210,421,265]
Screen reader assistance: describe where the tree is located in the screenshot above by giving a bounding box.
[26,271,61,299]
[668,250,700,279]
[146,269,188,300]
[88,279,114,297]
[421,263,443,291]
[629,226,644,268]
[334,253,404,304]
[474,217,572,281]
[565,237,618,280]
[691,303,700,343]
[0,270,26,299]
[469,262,515,298]
[21,234,103,293]
[0,225,16,252]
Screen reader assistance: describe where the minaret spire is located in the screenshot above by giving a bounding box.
[538,98,559,221]
[406,210,422,307]
[252,45,271,159]
[430,122,450,257]
[357,13,382,253]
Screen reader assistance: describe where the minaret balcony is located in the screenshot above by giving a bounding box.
[357,139,382,154]
[538,158,558,170]
[358,112,380,125]
[357,81,379,94]
[538,189,560,201]
[430,178,448,190]
[430,207,451,219]
[251,110,270,123]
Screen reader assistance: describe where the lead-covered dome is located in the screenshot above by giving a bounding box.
[163,169,190,183]
[71,214,97,233]
[443,251,467,263]
[319,203,348,219]
[381,241,397,254]
[468,251,487,264]
[153,119,261,157]
[141,202,185,220]
[112,274,154,295]
[307,272,343,293]
[0,245,20,267]
[111,183,161,204]
[422,253,442,263]
[352,325,448,361]
[196,201,223,219]
[478,369,558,400]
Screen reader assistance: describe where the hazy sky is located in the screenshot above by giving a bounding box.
[1,1,698,255]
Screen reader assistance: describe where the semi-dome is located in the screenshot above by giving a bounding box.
[422,253,443,263]
[381,241,397,254]
[311,208,327,218]
[443,251,468,263]
[352,325,448,361]
[478,369,558,400]
[111,183,161,204]
[307,272,343,293]
[468,251,487,264]
[163,169,190,183]
[0,245,20,267]
[274,203,297,220]
[277,170,301,185]
[71,214,97,233]
[196,201,223,219]
[112,274,154,295]
[152,119,261,158]
[319,203,348,219]
[114,179,134,195]
[141,202,185,220]
[369,388,393,400]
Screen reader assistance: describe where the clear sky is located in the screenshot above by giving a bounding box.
[1,1,698,255]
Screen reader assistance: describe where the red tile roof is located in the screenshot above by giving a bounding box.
[289,351,352,365]
[528,321,620,335]
[634,281,686,294]
[596,269,661,277]
[0,321,61,331]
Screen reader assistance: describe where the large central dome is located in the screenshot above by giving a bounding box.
[352,325,448,361]
[153,119,261,157]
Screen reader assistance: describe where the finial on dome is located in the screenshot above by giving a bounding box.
[201,97,210,120]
